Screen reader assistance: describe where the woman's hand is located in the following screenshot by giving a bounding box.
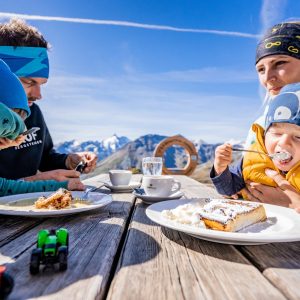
[244,169,300,209]
[0,135,25,150]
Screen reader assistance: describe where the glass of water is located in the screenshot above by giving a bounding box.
[142,157,163,176]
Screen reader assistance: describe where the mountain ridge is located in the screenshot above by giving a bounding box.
[55,134,130,160]
[55,134,243,180]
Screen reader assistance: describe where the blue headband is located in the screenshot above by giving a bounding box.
[0,46,49,78]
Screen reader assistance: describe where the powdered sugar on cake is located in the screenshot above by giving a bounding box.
[199,199,261,224]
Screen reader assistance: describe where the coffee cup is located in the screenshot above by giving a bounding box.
[141,175,181,197]
[109,170,132,186]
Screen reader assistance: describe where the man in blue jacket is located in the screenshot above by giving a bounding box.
[0,19,97,182]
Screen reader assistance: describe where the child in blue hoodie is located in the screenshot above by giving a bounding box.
[0,59,84,196]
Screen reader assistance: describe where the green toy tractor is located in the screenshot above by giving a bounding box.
[30,228,69,275]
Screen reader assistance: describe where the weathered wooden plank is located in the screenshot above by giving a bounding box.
[1,174,137,299]
[107,176,286,300]
[0,215,44,247]
[7,213,126,299]
[107,201,286,300]
[239,243,300,300]
[175,175,220,198]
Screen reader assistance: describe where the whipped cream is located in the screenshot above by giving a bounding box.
[162,202,206,227]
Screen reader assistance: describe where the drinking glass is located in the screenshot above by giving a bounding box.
[142,157,163,176]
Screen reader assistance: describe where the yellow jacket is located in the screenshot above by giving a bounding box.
[242,124,300,198]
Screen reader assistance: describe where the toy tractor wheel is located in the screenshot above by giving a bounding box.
[0,266,14,299]
[56,228,69,249]
[64,233,69,252]
[58,247,68,271]
[30,249,42,275]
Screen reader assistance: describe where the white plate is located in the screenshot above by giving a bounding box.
[104,181,141,192]
[0,191,112,217]
[146,198,300,245]
[133,191,184,204]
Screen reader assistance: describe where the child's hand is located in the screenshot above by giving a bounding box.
[67,178,85,191]
[0,135,25,150]
[214,143,232,175]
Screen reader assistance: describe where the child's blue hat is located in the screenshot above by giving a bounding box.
[0,59,30,117]
[265,82,300,130]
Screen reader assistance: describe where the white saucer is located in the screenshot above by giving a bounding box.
[133,191,184,204]
[104,181,141,192]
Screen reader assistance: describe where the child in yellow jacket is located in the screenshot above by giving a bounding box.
[211,83,300,210]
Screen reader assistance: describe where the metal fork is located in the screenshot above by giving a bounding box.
[81,184,104,200]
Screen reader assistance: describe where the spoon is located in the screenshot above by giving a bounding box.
[232,148,291,161]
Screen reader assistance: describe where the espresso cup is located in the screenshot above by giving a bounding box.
[142,175,181,197]
[109,170,132,186]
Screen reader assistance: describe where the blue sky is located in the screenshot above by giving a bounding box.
[0,0,300,143]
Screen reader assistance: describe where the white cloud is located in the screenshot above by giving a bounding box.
[39,69,259,143]
[260,0,287,32]
[139,68,257,83]
[0,11,259,39]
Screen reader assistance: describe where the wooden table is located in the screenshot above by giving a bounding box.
[0,175,299,300]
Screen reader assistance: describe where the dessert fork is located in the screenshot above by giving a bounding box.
[82,184,104,200]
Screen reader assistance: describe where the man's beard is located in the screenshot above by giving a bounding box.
[28,97,38,106]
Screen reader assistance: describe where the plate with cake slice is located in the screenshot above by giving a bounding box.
[145,198,300,245]
[0,189,113,217]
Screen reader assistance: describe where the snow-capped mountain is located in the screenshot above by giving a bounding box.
[88,134,166,175]
[194,139,221,164]
[55,134,131,160]
[56,133,243,181]
[85,134,244,177]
